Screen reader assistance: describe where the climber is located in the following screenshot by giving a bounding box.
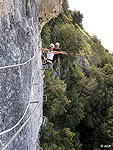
[41,43,67,70]
[53,42,62,62]
[41,52,46,64]
[41,55,45,64]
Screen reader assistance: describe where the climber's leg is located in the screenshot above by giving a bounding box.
[42,62,53,72]
[43,63,48,70]
[41,55,45,64]
[48,63,53,71]
[42,63,48,77]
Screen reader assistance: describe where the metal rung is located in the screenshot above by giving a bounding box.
[38,116,48,126]
[43,95,47,102]
[40,147,43,150]
[40,68,48,70]
[39,68,44,70]
[38,133,40,139]
[31,83,39,86]
[43,85,46,89]
[42,116,48,126]
[29,101,39,104]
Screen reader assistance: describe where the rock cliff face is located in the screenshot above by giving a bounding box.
[38,0,62,29]
[0,0,61,150]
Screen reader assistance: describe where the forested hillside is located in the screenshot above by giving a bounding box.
[40,0,113,149]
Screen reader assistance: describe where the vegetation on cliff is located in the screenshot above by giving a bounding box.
[40,0,113,149]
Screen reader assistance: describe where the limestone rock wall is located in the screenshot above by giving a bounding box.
[0,0,43,149]
[38,0,62,29]
[0,0,61,150]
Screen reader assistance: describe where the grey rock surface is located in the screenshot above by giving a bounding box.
[38,0,62,29]
[0,0,61,150]
[0,0,43,150]
[77,54,90,71]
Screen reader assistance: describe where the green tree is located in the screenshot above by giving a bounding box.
[40,122,76,150]
[40,0,113,149]
[41,25,51,47]
[71,10,83,28]
[62,0,69,15]
[44,71,70,126]
[51,23,84,54]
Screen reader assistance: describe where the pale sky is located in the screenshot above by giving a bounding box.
[68,0,113,52]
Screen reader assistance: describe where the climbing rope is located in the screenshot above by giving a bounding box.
[0,48,45,149]
[0,104,30,136]
[3,101,41,150]
[0,55,34,70]
[0,101,40,136]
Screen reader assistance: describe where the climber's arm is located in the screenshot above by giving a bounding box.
[41,48,49,52]
[53,51,68,55]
